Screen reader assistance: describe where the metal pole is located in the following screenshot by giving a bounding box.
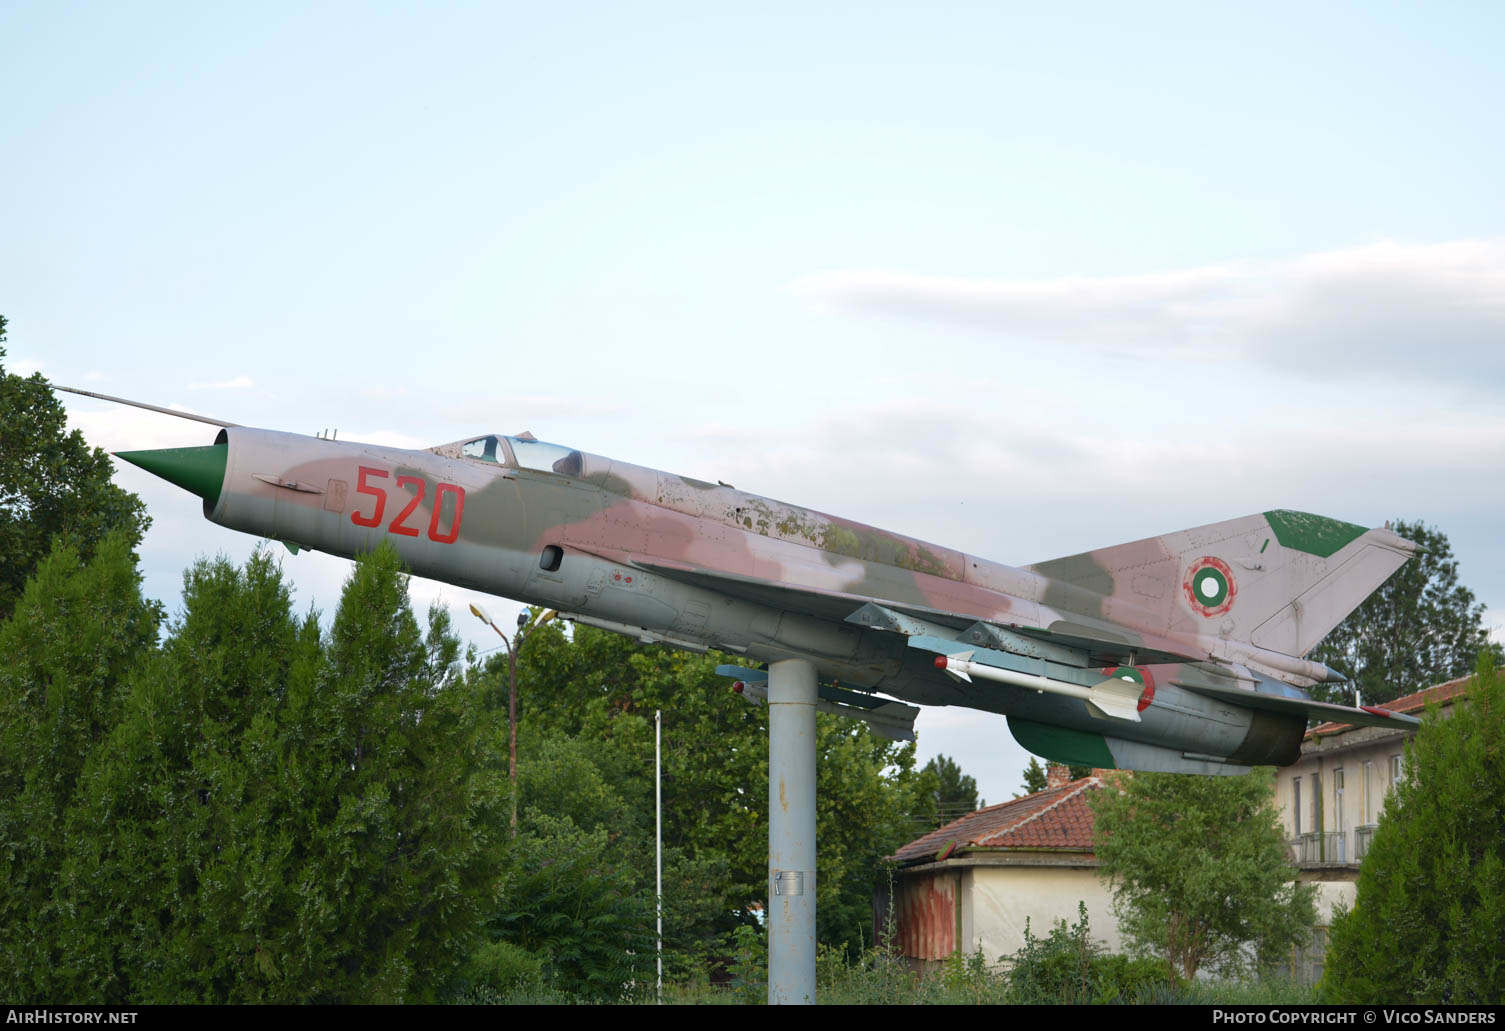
[767,657,817,1005]
[656,708,663,1005]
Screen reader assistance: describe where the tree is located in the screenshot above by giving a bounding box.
[1324,652,1505,1004]
[913,754,979,829]
[1088,769,1316,979]
[1309,520,1501,705]
[8,544,509,1002]
[501,622,925,964]
[0,533,160,1000]
[0,315,151,620]
[1019,757,1048,796]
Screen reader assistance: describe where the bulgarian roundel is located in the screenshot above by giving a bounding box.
[1102,665,1156,713]
[1183,556,1236,617]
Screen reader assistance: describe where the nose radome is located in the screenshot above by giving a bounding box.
[114,444,228,507]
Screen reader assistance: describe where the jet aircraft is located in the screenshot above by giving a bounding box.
[65,384,1419,776]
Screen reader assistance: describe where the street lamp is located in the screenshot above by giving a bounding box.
[470,602,557,833]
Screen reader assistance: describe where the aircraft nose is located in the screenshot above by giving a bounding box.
[114,444,228,506]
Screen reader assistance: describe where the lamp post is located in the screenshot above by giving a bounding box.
[470,602,556,833]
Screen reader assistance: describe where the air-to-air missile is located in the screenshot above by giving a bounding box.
[59,384,1420,1003]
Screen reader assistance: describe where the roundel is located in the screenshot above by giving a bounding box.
[1103,665,1156,712]
[1183,556,1236,617]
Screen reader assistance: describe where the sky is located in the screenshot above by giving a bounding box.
[4,1,1504,809]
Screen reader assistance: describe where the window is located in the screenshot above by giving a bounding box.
[1310,771,1322,833]
[1390,754,1403,789]
[507,437,583,476]
[1293,778,1302,836]
[1362,760,1373,824]
[1334,769,1346,860]
[460,436,506,463]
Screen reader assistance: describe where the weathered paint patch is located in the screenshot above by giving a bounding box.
[1007,718,1116,769]
[1264,510,1367,558]
[817,520,956,577]
[1182,556,1237,618]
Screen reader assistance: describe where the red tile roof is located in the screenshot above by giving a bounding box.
[891,777,1102,864]
[1307,674,1470,738]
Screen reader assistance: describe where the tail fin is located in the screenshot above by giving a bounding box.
[1027,510,1415,658]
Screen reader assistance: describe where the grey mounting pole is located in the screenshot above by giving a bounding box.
[655,709,662,1005]
[767,657,817,1005]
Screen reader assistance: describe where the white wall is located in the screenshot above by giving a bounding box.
[963,866,1124,963]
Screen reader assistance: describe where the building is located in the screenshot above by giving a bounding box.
[1274,675,1465,983]
[886,676,1463,975]
[883,764,1123,966]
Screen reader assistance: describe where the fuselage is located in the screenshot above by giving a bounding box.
[199,426,1314,769]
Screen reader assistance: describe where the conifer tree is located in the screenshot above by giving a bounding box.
[1324,652,1505,1004]
[0,533,158,1001]
[35,545,505,1003]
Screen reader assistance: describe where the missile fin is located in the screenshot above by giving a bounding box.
[1085,676,1145,722]
[941,651,973,682]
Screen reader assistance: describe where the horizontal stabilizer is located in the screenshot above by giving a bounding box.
[1175,679,1420,731]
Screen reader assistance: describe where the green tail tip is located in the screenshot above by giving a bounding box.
[114,444,228,507]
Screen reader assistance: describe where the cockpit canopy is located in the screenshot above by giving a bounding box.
[452,434,584,477]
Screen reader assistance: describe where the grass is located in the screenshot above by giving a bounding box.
[462,953,1322,1005]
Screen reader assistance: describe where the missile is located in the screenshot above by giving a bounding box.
[932,652,1146,722]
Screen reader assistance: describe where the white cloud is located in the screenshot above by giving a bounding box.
[12,358,44,376]
[791,239,1505,387]
[188,375,254,390]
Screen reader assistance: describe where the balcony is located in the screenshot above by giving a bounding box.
[1288,826,1379,868]
[1354,824,1378,860]
[1292,832,1348,866]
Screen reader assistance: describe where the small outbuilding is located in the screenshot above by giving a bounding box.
[882,764,1124,966]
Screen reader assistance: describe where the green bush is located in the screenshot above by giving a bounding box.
[484,813,655,1001]
[1004,903,1178,1004]
[453,940,546,997]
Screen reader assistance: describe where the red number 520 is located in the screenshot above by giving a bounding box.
[350,466,465,543]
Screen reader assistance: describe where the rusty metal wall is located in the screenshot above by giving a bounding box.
[894,870,957,960]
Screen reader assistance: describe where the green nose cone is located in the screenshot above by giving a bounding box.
[115,444,228,507]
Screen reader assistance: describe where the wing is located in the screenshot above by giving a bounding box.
[626,555,1200,665]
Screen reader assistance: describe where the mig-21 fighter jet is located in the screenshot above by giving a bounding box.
[65,385,1419,774]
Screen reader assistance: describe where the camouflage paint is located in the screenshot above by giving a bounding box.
[1008,720,1116,769]
[119,422,1420,775]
